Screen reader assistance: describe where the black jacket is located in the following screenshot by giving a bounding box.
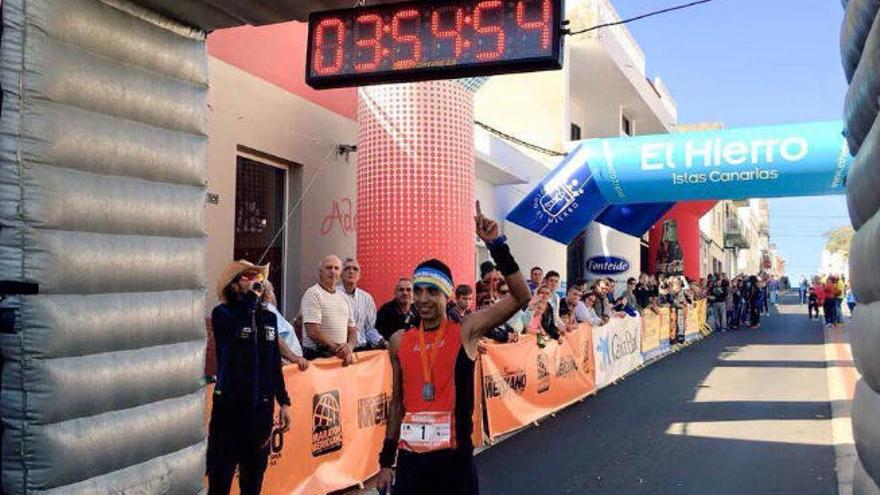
[375,300,420,340]
[212,292,291,408]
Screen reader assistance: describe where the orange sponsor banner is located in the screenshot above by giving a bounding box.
[207,350,391,495]
[685,303,701,336]
[479,324,596,439]
[641,310,661,354]
[658,307,672,354]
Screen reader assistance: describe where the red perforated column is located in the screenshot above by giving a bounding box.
[357,81,475,300]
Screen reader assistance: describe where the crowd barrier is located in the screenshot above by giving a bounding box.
[204,299,709,494]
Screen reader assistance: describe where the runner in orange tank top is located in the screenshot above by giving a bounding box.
[376,202,532,495]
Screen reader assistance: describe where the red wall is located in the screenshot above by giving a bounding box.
[207,22,357,120]
[648,201,717,280]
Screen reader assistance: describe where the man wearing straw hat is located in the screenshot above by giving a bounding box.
[207,260,291,495]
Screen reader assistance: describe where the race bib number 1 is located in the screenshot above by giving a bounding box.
[400,412,453,453]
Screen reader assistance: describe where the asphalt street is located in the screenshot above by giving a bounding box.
[476,298,838,495]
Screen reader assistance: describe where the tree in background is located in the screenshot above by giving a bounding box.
[824,225,855,256]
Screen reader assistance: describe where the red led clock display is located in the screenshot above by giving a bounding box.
[306,0,564,89]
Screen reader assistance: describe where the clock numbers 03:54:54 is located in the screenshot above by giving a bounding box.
[311,0,555,75]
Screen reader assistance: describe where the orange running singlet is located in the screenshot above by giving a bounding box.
[397,321,475,451]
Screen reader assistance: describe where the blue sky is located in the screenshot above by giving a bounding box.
[612,0,851,281]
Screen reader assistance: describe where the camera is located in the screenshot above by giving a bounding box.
[252,281,263,293]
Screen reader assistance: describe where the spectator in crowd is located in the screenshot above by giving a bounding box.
[757,276,768,316]
[524,284,560,339]
[769,276,780,306]
[497,280,526,335]
[724,278,735,329]
[208,260,291,495]
[528,266,544,293]
[619,277,639,316]
[559,285,589,323]
[634,274,653,311]
[666,276,688,343]
[262,280,309,370]
[834,275,846,326]
[708,277,728,332]
[800,277,809,304]
[544,270,564,327]
[808,284,820,319]
[730,277,744,330]
[448,284,474,323]
[524,297,550,336]
[747,275,762,329]
[476,261,502,305]
[582,291,605,326]
[339,258,385,351]
[605,278,619,306]
[823,276,837,328]
[593,278,612,323]
[812,276,826,321]
[301,255,358,364]
[479,281,521,345]
[375,278,419,340]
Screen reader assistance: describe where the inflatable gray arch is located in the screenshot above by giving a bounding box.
[0,0,876,493]
[0,0,374,493]
[842,0,880,493]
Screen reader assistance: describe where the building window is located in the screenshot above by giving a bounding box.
[234,153,292,312]
[570,123,582,141]
[621,114,633,136]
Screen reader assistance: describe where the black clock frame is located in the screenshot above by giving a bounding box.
[305,0,565,90]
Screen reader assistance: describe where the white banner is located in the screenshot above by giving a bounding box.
[592,315,644,389]
[583,223,642,288]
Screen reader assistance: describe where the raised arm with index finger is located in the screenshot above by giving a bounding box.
[461,201,532,359]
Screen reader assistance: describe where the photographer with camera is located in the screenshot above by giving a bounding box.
[208,260,292,495]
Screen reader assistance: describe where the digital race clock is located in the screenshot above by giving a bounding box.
[306,0,564,89]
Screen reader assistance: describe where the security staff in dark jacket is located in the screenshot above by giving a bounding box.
[208,260,292,495]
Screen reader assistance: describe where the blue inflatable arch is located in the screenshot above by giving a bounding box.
[507,121,852,243]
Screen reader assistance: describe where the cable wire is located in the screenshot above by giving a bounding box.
[475,121,566,156]
[257,146,338,266]
[568,0,719,36]
[474,1,721,156]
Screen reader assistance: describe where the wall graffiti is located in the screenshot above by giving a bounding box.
[320,197,355,237]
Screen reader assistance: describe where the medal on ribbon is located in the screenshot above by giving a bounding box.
[418,321,447,402]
